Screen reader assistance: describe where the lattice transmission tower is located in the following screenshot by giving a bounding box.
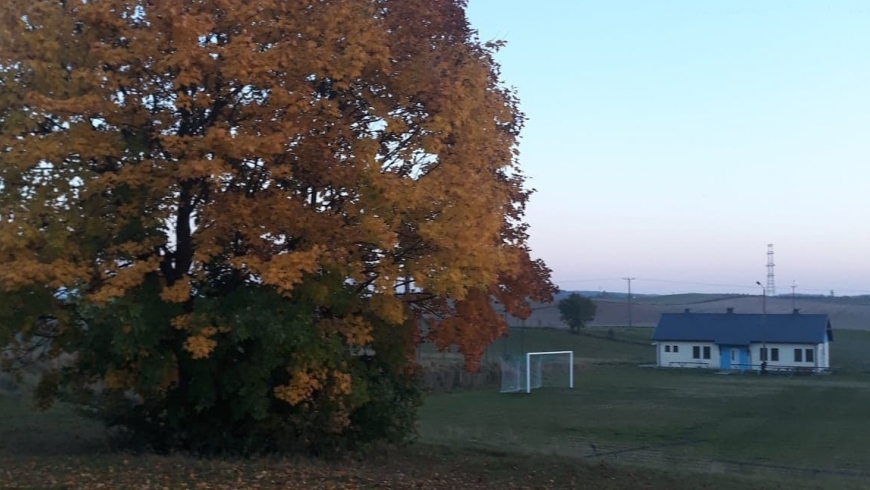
[766,244,776,296]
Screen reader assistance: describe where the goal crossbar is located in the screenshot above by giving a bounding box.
[524,350,574,394]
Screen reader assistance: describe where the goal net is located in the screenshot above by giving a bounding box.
[500,351,574,393]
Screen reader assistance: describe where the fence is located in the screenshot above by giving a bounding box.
[668,361,710,368]
[414,327,551,366]
[724,363,828,374]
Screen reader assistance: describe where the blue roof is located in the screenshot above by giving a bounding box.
[652,312,833,345]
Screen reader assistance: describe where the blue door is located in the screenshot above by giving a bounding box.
[738,348,749,371]
[719,345,748,371]
[730,348,739,370]
[719,346,731,370]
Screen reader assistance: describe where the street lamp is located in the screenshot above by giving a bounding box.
[756,281,767,374]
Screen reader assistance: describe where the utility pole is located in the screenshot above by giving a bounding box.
[756,281,767,374]
[521,317,526,354]
[623,277,636,328]
[502,311,508,357]
[791,281,797,310]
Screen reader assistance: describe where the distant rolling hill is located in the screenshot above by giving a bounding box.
[506,293,870,331]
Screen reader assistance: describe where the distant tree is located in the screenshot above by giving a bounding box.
[558,294,597,333]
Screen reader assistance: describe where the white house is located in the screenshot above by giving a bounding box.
[652,308,833,373]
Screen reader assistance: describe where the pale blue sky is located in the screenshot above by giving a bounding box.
[467,0,870,296]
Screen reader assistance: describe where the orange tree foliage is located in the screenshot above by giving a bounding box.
[0,0,554,453]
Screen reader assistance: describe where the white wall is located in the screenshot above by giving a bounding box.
[656,341,830,371]
[657,341,716,369]
[657,341,830,371]
[748,342,826,370]
[819,338,830,369]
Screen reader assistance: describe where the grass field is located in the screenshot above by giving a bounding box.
[0,391,798,490]
[3,326,870,488]
[0,390,848,490]
[827,328,870,374]
[420,366,870,471]
[417,327,870,487]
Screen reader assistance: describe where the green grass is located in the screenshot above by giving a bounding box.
[415,327,870,487]
[419,365,870,485]
[0,395,108,457]
[3,327,870,488]
[828,328,870,374]
[0,390,799,490]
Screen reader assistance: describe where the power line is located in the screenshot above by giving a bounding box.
[555,276,870,296]
[554,278,623,284]
[635,278,762,290]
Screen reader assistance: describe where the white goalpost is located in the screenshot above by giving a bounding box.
[500,350,574,394]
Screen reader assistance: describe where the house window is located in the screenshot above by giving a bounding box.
[806,348,814,363]
[665,345,671,352]
[702,346,711,359]
[794,349,803,362]
[760,348,768,361]
[771,348,779,361]
[673,345,679,353]
[692,346,700,359]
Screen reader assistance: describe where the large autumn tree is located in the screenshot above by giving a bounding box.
[0,0,554,453]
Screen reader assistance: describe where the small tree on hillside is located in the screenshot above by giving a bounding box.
[558,294,597,333]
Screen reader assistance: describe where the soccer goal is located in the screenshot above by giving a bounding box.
[500,351,574,393]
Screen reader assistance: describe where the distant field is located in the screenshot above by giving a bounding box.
[509,293,870,330]
[631,293,748,305]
